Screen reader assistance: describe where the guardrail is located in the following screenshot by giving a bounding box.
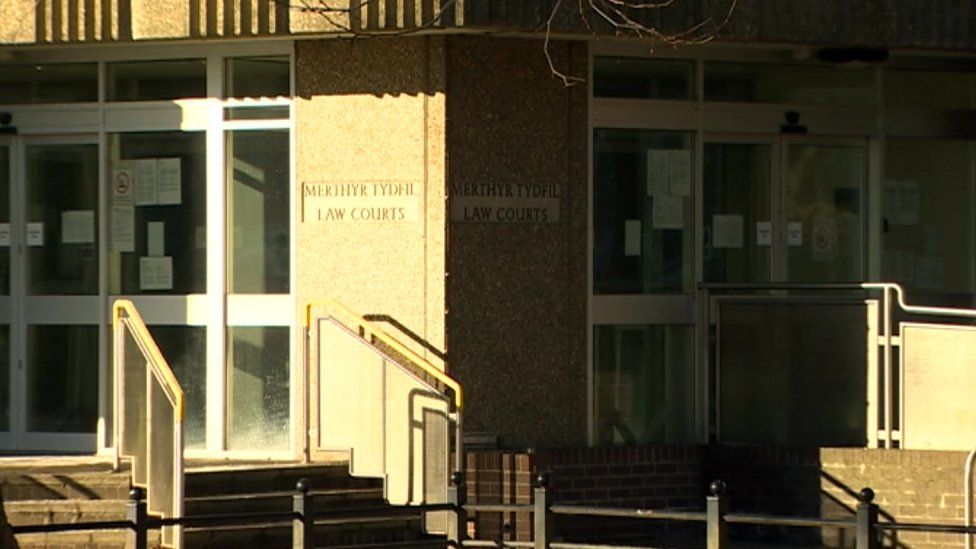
[304,298,463,511]
[700,282,976,449]
[111,299,185,548]
[14,476,976,549]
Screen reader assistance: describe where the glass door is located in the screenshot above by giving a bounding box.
[0,142,11,449]
[783,140,866,283]
[2,137,100,453]
[703,136,867,283]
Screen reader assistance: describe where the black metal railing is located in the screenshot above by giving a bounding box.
[448,474,976,549]
[10,475,976,549]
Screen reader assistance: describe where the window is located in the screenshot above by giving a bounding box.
[0,63,97,104]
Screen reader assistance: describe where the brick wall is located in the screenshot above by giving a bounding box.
[712,446,974,548]
[464,445,705,544]
[464,446,975,548]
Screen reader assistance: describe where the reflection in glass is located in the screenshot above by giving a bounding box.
[594,129,695,294]
[884,70,976,110]
[27,144,99,295]
[0,146,8,294]
[705,62,874,106]
[703,144,772,283]
[785,144,864,283]
[0,327,8,431]
[147,326,207,449]
[0,63,98,104]
[225,56,290,98]
[27,325,98,432]
[107,59,206,101]
[226,130,290,294]
[594,324,695,445]
[226,327,289,450]
[883,138,976,305]
[593,57,694,100]
[108,132,207,294]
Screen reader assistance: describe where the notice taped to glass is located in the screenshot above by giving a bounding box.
[450,182,560,223]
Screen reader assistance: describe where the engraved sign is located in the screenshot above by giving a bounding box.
[302,181,419,222]
[450,182,560,223]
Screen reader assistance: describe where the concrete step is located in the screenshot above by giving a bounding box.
[13,529,162,549]
[0,470,132,502]
[184,463,377,498]
[4,499,126,526]
[183,514,429,549]
[185,487,383,515]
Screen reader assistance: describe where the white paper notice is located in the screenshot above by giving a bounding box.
[157,158,182,205]
[0,223,9,247]
[883,180,919,226]
[27,222,44,246]
[135,159,158,206]
[646,150,670,196]
[756,221,772,246]
[652,195,684,230]
[811,216,836,263]
[147,221,165,257]
[669,150,693,197]
[712,215,744,249]
[111,168,136,252]
[61,210,95,244]
[787,222,803,247]
[624,220,641,256]
[195,226,206,249]
[139,256,173,290]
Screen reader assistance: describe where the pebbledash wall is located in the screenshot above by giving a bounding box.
[295,34,590,450]
[464,446,974,548]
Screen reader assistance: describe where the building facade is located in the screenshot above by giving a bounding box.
[1,0,975,460]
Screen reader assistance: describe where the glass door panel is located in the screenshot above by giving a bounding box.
[26,144,99,295]
[0,145,9,436]
[26,325,98,432]
[703,143,773,283]
[784,143,865,283]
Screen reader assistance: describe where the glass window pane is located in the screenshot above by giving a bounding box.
[148,326,207,449]
[27,144,99,295]
[705,62,875,106]
[594,324,695,445]
[703,143,772,283]
[883,138,976,305]
[27,325,98,432]
[224,106,290,121]
[0,63,98,104]
[225,56,290,99]
[108,132,207,295]
[107,59,206,102]
[785,144,864,283]
[594,129,695,294]
[226,327,290,450]
[593,57,694,100]
[226,130,290,294]
[0,326,8,431]
[884,70,976,110]
[0,146,8,295]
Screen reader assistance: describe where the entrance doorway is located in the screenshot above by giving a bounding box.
[703,136,867,284]
[0,136,100,453]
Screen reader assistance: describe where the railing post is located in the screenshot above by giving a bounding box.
[126,487,147,549]
[706,480,727,549]
[856,488,879,549]
[293,478,314,549]
[447,471,467,546]
[533,472,551,549]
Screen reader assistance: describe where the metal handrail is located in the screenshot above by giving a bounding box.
[304,298,463,410]
[700,281,976,448]
[112,299,185,548]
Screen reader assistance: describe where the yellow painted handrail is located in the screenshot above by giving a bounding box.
[113,299,185,421]
[305,298,463,410]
